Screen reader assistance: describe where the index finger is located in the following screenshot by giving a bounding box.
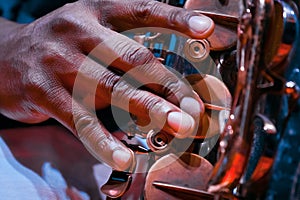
[86,0,214,39]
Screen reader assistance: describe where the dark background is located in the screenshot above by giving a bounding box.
[0,0,299,199]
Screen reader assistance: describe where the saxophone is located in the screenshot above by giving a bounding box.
[101,0,300,199]
[207,0,299,198]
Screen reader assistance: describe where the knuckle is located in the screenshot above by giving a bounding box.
[111,79,135,106]
[74,114,102,139]
[47,4,92,35]
[40,43,67,65]
[162,77,181,94]
[25,70,48,91]
[161,78,186,104]
[167,8,190,28]
[34,41,81,70]
[129,47,154,65]
[52,19,99,48]
[78,35,101,53]
[124,45,156,66]
[143,95,171,124]
[135,0,160,22]
[99,70,121,98]
[74,114,115,157]
[25,70,60,101]
[134,91,169,117]
[49,15,80,35]
[142,95,164,112]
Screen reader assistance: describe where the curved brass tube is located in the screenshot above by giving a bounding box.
[208,0,275,193]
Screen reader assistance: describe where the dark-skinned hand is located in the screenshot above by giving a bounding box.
[0,0,214,171]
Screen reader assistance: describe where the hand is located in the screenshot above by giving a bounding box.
[0,0,214,171]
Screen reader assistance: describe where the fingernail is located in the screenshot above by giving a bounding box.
[167,111,195,138]
[112,149,132,171]
[188,16,213,33]
[180,96,201,118]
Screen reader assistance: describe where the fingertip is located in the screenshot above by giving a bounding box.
[180,95,204,119]
[167,111,195,139]
[188,15,214,38]
[112,149,134,171]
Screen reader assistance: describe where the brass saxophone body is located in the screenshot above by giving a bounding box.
[208,0,300,197]
[101,0,300,199]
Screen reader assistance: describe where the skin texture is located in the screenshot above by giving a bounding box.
[0,0,214,171]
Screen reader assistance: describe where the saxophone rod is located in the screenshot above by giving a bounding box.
[152,181,215,199]
[194,10,238,29]
[204,103,231,111]
[198,11,238,23]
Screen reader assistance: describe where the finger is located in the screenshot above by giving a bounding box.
[74,57,197,138]
[54,5,206,120]
[110,77,197,139]
[39,81,134,171]
[81,28,204,120]
[87,0,214,39]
